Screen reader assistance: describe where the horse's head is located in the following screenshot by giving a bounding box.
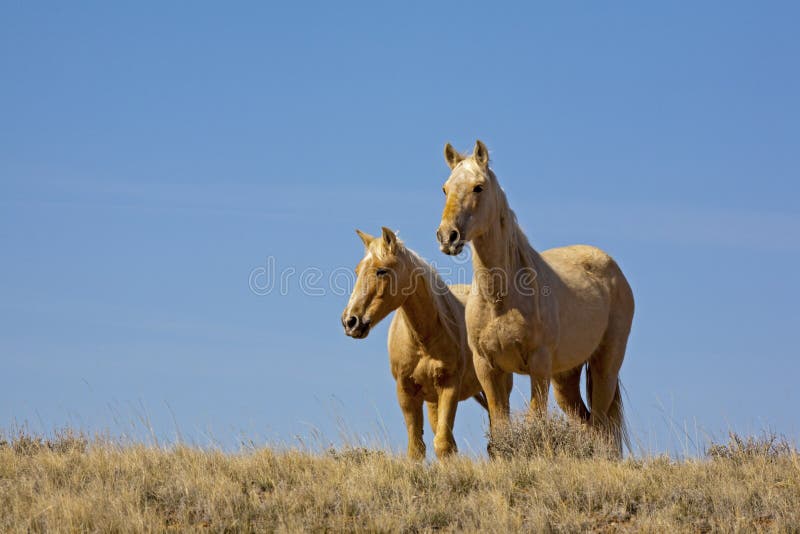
[342,227,410,339]
[436,140,496,255]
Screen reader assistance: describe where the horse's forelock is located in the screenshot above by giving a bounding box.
[451,157,482,178]
[365,233,403,263]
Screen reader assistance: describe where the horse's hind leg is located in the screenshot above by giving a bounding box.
[553,365,590,422]
[588,320,631,454]
[587,357,620,425]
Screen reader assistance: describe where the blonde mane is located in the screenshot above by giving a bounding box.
[487,169,543,322]
[398,241,464,346]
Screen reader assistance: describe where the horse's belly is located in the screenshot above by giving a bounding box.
[552,349,595,374]
[551,290,609,370]
[545,257,612,371]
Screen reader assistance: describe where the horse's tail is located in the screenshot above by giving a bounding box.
[472,391,489,411]
[607,379,631,455]
[586,366,630,456]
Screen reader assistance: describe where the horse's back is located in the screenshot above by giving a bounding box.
[543,244,615,276]
[542,244,632,306]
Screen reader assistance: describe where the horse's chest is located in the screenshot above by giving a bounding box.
[470,306,535,374]
[394,347,451,399]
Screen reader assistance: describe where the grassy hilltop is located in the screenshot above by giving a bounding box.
[1,417,799,532]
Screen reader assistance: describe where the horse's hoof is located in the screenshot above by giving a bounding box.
[434,440,457,459]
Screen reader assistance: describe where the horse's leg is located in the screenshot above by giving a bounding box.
[588,361,621,453]
[587,353,620,422]
[589,279,635,455]
[426,401,439,435]
[474,355,511,429]
[433,378,460,458]
[396,380,425,460]
[474,355,512,457]
[527,346,552,417]
[553,365,590,422]
[588,328,629,455]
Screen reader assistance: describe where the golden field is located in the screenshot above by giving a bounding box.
[1,418,798,533]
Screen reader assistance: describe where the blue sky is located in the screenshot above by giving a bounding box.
[2,2,798,455]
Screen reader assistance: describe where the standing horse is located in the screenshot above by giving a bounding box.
[342,227,489,459]
[435,141,634,454]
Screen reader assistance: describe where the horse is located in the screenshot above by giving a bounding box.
[341,227,491,459]
[435,141,635,454]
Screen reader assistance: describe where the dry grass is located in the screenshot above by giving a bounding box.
[1,423,799,533]
[488,412,618,460]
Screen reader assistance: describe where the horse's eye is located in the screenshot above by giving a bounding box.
[376,268,388,277]
[442,186,447,195]
[473,185,483,193]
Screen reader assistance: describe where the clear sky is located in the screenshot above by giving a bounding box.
[2,2,798,456]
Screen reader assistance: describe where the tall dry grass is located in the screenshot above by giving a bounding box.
[1,419,799,532]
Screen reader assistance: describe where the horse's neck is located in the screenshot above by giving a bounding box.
[399,265,446,345]
[471,213,541,303]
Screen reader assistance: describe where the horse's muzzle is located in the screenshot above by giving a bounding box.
[436,226,464,256]
[343,314,371,339]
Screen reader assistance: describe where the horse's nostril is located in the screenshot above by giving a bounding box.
[346,316,359,329]
[449,230,460,244]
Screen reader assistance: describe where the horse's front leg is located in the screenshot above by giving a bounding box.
[426,401,439,434]
[474,354,512,441]
[396,379,425,460]
[528,346,552,416]
[433,376,460,459]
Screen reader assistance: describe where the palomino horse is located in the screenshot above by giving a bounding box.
[436,141,635,454]
[342,227,491,459]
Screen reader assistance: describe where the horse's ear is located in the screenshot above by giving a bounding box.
[380,227,398,253]
[356,229,375,248]
[473,140,489,168]
[444,143,465,170]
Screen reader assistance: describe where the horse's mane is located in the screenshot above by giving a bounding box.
[398,241,464,345]
[488,168,543,322]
